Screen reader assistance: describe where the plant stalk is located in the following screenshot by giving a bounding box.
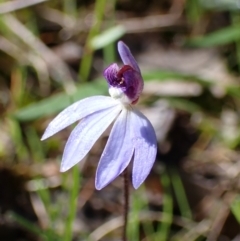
[123,168,129,241]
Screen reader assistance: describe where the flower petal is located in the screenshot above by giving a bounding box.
[41,96,118,140]
[103,63,119,86]
[61,105,122,172]
[96,109,134,190]
[122,68,143,102]
[118,41,141,73]
[130,110,157,189]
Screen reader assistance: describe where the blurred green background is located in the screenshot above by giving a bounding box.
[1,0,240,240]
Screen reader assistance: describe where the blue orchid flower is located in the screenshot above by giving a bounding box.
[41,41,157,190]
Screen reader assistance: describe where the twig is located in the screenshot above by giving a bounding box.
[89,211,197,241]
[119,13,182,33]
[0,0,48,14]
[2,14,76,94]
[0,36,50,93]
[39,7,182,34]
[29,193,50,229]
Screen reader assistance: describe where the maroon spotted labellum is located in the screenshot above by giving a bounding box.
[104,41,144,104]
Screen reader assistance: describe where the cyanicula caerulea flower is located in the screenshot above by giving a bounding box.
[41,41,157,190]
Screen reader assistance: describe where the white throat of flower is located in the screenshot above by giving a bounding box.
[109,86,131,106]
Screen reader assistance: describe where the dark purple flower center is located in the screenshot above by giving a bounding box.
[116,65,139,101]
[104,62,143,104]
[111,65,133,89]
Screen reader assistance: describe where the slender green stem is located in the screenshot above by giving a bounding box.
[170,168,192,219]
[78,0,107,82]
[103,0,116,65]
[231,12,240,73]
[123,168,129,241]
[63,166,80,241]
[63,0,77,18]
[155,169,173,241]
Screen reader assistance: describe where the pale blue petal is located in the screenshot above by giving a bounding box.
[60,105,122,172]
[118,41,141,73]
[41,96,118,140]
[130,110,157,189]
[96,109,134,190]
